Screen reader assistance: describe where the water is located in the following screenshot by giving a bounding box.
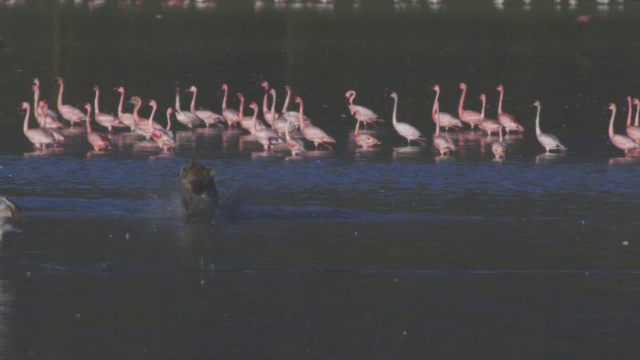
[2,0,640,358]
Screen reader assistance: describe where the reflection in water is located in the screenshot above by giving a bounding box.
[535,152,566,164]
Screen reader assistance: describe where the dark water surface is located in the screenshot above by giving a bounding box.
[2,0,640,358]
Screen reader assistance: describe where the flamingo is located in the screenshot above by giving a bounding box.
[37,101,65,146]
[533,100,567,153]
[458,82,483,129]
[129,96,162,139]
[279,86,310,127]
[607,103,639,154]
[495,84,525,133]
[32,78,61,122]
[31,82,64,128]
[174,82,203,128]
[285,115,306,156]
[186,85,224,127]
[491,125,508,159]
[625,96,640,143]
[114,86,137,130]
[21,102,56,149]
[84,103,112,151]
[56,77,87,125]
[241,97,266,135]
[353,114,381,149]
[93,85,127,132]
[295,96,335,150]
[345,90,384,130]
[260,81,281,126]
[220,83,242,128]
[149,101,176,151]
[389,92,426,146]
[478,94,502,136]
[431,85,462,131]
[432,100,457,155]
[249,102,282,151]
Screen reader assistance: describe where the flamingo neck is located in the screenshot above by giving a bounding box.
[33,87,41,116]
[23,106,30,134]
[93,88,100,114]
[175,86,181,111]
[166,109,172,131]
[458,86,467,115]
[535,105,541,135]
[282,88,291,113]
[133,100,142,122]
[354,119,360,135]
[480,97,486,119]
[190,89,197,112]
[238,97,244,118]
[85,107,93,133]
[432,88,440,116]
[348,91,355,105]
[149,104,157,130]
[57,81,64,109]
[262,92,269,118]
[392,96,398,125]
[635,102,639,127]
[627,97,632,127]
[609,107,616,138]
[435,104,441,136]
[117,90,125,117]
[497,88,504,114]
[270,90,277,118]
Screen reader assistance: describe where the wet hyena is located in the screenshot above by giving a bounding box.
[180,160,219,220]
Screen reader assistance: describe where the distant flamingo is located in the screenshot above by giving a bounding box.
[221,84,242,127]
[38,101,65,146]
[492,125,507,159]
[129,96,160,139]
[149,101,176,151]
[271,89,290,136]
[21,102,56,149]
[431,85,462,131]
[260,81,281,125]
[458,82,483,129]
[625,96,640,143]
[114,86,137,130]
[241,97,266,135]
[56,77,87,125]
[83,103,112,151]
[249,102,282,151]
[93,85,127,132]
[295,96,335,151]
[477,94,502,136]
[279,86,310,127]
[608,103,639,154]
[495,85,525,133]
[174,82,203,128]
[533,100,567,153]
[187,85,224,127]
[432,100,457,155]
[389,92,426,146]
[353,111,381,149]
[345,90,384,129]
[31,82,64,128]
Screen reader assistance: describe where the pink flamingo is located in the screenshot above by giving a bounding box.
[221,84,244,127]
[83,103,112,151]
[625,96,640,143]
[495,84,525,133]
[533,100,566,153]
[37,101,65,146]
[345,90,384,129]
[149,101,176,151]
[32,78,62,123]
[389,92,426,146]
[458,82,483,129]
[248,102,282,150]
[260,81,281,126]
[31,82,64,129]
[187,85,224,127]
[431,85,462,131]
[478,94,502,136]
[279,86,310,127]
[129,96,162,139]
[21,102,56,149]
[174,82,203,128]
[271,89,290,136]
[432,99,457,155]
[93,85,127,132]
[114,86,137,130]
[56,77,87,125]
[295,96,335,150]
[608,103,639,154]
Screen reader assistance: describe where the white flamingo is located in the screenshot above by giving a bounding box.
[83,103,112,151]
[37,101,65,146]
[431,84,462,131]
[32,78,62,123]
[389,92,426,146]
[93,85,127,132]
[533,100,567,153]
[271,89,291,136]
[295,96,335,150]
[249,102,282,151]
[432,100,457,155]
[458,82,483,129]
[241,97,266,135]
[149,102,176,151]
[220,83,243,128]
[114,86,137,130]
[129,96,160,139]
[478,94,502,136]
[496,84,525,133]
[31,82,64,129]
[625,96,640,143]
[608,103,639,154]
[187,85,224,127]
[260,81,281,126]
[345,90,384,129]
[279,86,310,127]
[174,82,203,128]
[21,102,56,149]
[56,77,87,125]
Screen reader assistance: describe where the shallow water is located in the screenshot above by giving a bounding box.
[2,0,640,358]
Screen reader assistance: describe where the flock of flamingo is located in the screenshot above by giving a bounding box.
[21,77,640,159]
